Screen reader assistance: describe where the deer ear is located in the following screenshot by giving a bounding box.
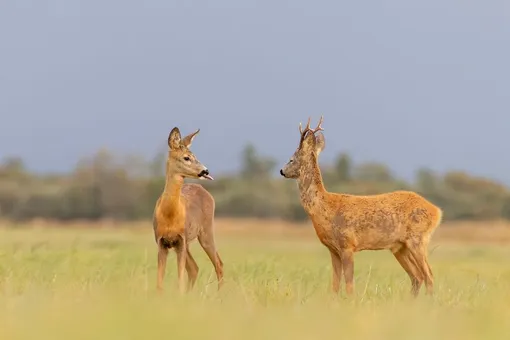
[182,129,200,148]
[301,131,317,151]
[315,132,326,156]
[168,127,182,150]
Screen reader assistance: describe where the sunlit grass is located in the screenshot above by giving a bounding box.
[0,221,509,339]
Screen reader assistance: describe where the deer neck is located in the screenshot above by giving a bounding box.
[160,167,185,216]
[297,155,326,214]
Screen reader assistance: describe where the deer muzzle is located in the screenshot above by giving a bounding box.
[198,169,214,180]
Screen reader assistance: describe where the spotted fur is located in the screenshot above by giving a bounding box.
[280,117,442,296]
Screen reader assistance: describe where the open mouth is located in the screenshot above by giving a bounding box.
[198,169,214,180]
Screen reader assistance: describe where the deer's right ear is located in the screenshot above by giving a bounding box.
[168,127,182,150]
[315,132,326,156]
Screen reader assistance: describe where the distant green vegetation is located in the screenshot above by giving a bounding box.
[1,144,510,222]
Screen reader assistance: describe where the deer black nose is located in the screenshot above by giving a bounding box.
[280,169,285,176]
[198,169,209,177]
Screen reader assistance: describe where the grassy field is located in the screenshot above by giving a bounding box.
[1,218,510,340]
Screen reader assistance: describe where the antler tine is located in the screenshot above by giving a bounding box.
[311,115,324,133]
[299,117,312,135]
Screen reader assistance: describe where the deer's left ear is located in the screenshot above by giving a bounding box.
[182,129,200,148]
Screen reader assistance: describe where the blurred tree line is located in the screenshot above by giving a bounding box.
[1,145,510,223]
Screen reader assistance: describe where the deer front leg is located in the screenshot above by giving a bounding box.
[341,249,354,295]
[329,249,343,294]
[175,238,187,294]
[157,246,169,292]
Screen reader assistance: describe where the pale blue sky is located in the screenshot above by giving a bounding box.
[1,0,509,182]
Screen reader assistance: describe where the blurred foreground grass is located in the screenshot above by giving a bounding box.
[0,220,509,340]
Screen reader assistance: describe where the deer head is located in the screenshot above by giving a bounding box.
[166,127,213,180]
[280,116,325,179]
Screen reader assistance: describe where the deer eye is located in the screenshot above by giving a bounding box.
[183,156,190,161]
[289,159,294,163]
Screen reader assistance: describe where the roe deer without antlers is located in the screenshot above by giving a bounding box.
[153,127,224,293]
[279,117,442,297]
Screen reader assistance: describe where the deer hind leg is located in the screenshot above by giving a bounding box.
[185,247,199,290]
[216,251,224,272]
[340,250,354,296]
[422,238,435,282]
[393,246,423,296]
[425,257,434,281]
[198,231,224,290]
[422,246,434,290]
[406,240,434,295]
[329,249,343,294]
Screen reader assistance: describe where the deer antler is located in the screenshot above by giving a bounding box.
[311,115,324,134]
[299,116,324,135]
[299,116,324,146]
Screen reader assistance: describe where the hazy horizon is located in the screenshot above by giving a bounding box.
[1,1,509,183]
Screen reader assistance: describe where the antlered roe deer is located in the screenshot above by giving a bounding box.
[279,117,442,297]
[153,127,224,293]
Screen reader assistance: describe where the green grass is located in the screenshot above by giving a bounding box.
[0,226,509,340]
